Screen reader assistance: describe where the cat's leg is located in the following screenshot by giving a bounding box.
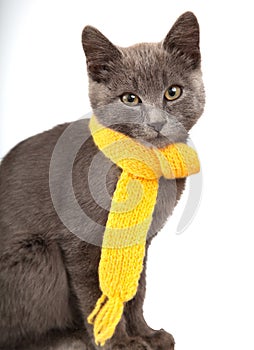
[124,255,175,350]
[61,239,153,350]
[20,329,94,350]
[0,232,90,349]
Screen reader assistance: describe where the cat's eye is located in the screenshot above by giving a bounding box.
[121,93,141,106]
[164,86,182,101]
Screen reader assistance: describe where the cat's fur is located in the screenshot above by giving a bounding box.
[0,12,205,350]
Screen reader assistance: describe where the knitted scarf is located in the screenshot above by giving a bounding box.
[88,115,200,346]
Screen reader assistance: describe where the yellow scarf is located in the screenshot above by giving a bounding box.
[88,115,200,346]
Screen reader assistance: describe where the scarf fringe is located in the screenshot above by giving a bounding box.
[88,294,124,346]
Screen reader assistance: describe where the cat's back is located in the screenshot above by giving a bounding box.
[0,118,92,243]
[0,123,68,181]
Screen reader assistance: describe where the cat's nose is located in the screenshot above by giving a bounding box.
[148,120,166,132]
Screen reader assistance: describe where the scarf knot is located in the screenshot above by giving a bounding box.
[89,115,199,180]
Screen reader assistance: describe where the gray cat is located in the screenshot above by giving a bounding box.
[0,12,205,350]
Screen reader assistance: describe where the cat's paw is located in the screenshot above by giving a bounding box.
[105,337,152,350]
[143,329,175,350]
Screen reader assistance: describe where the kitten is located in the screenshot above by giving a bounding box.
[0,11,205,350]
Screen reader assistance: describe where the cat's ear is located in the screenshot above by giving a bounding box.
[163,12,200,69]
[82,26,122,82]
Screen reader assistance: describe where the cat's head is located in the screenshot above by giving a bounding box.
[82,12,205,148]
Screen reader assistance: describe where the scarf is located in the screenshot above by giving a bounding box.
[88,115,200,346]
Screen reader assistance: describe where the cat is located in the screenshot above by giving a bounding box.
[0,11,205,350]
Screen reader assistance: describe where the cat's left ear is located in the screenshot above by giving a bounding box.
[163,12,201,69]
[82,26,122,83]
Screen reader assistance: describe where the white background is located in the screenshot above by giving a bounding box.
[1,1,254,349]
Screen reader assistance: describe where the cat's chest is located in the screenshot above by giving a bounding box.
[107,159,185,214]
[73,136,185,244]
[148,177,184,238]
[107,167,185,238]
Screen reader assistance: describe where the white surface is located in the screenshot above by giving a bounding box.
[1,1,254,349]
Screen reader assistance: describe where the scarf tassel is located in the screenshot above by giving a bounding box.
[88,294,124,346]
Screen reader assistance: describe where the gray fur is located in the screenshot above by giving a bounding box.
[0,12,205,350]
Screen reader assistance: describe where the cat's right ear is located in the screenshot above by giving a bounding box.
[82,26,122,83]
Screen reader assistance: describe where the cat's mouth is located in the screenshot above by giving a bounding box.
[137,132,173,148]
[108,123,183,148]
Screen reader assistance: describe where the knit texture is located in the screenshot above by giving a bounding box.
[88,115,200,346]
